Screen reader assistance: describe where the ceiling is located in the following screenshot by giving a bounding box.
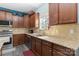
[0,3,43,13]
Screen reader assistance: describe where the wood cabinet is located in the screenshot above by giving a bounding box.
[12,15,24,28]
[31,37,36,53]
[52,43,75,56]
[0,11,12,21]
[29,13,39,28]
[36,38,42,55]
[42,45,52,56]
[6,12,12,21]
[25,34,32,49]
[49,3,59,25]
[18,16,24,28]
[24,15,30,28]
[13,34,25,46]
[31,36,41,56]
[25,34,75,56]
[0,10,25,28]
[29,14,36,28]
[59,3,77,24]
[42,40,52,56]
[0,11,6,20]
[12,15,19,28]
[49,3,77,26]
[53,49,65,56]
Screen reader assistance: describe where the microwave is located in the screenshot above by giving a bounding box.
[0,20,12,26]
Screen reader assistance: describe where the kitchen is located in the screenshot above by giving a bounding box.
[0,3,78,56]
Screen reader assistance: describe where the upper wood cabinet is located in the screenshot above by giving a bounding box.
[49,3,77,26]
[0,11,6,20]
[12,15,19,28]
[35,13,39,28]
[29,13,36,28]
[24,15,30,28]
[6,12,12,21]
[12,15,24,28]
[18,16,24,28]
[49,3,59,26]
[59,3,77,24]
[29,13,39,28]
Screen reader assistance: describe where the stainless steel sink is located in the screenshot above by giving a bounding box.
[32,33,48,37]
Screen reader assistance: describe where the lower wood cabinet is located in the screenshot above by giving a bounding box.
[31,37,36,53]
[53,49,65,56]
[53,43,75,56]
[25,34,32,49]
[42,40,52,56]
[13,34,25,46]
[31,36,42,56]
[25,34,75,56]
[42,44,52,56]
[36,38,42,55]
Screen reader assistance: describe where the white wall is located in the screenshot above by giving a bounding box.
[36,3,49,17]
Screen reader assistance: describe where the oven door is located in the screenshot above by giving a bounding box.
[4,37,12,45]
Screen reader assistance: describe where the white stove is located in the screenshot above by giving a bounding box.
[0,30,13,50]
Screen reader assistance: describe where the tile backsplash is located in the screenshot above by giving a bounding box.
[12,28,27,34]
[44,24,79,39]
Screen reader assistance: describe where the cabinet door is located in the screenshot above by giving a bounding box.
[59,3,77,24]
[13,35,19,46]
[35,13,39,28]
[12,15,19,28]
[31,38,36,52]
[53,49,65,56]
[53,43,75,56]
[18,16,24,28]
[25,35,30,45]
[24,15,30,28]
[36,39,42,55]
[18,34,25,45]
[49,3,59,26]
[29,14,35,28]
[42,45,52,56]
[13,34,25,46]
[25,35,32,49]
[6,12,12,21]
[0,11,6,20]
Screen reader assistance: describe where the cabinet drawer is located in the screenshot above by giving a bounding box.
[53,49,65,56]
[42,45,52,56]
[36,39,42,55]
[53,44,74,56]
[53,44,66,53]
[65,48,74,56]
[42,40,52,47]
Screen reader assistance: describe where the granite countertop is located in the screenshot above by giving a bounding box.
[25,33,79,50]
